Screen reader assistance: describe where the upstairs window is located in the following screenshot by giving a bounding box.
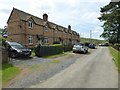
[55,28,57,33]
[28,21,33,28]
[44,26,48,31]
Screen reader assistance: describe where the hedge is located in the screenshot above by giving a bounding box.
[112,43,120,51]
[63,44,73,52]
[0,37,9,63]
[34,44,63,57]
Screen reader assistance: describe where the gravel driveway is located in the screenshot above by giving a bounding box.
[30,47,118,88]
[6,51,91,88]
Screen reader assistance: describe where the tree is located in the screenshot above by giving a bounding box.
[1,26,7,36]
[98,1,120,45]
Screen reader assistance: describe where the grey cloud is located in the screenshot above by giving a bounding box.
[0,9,10,14]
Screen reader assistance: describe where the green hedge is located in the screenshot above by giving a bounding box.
[63,45,73,52]
[34,44,63,57]
[0,37,8,63]
[112,43,120,51]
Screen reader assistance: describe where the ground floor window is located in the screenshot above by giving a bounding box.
[28,36,33,44]
[44,37,48,44]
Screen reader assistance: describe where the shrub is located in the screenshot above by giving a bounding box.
[34,44,63,57]
[63,44,73,52]
[53,41,60,44]
[113,43,120,51]
[0,37,8,63]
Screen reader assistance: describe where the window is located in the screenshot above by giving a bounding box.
[44,37,48,44]
[55,38,57,41]
[28,21,33,28]
[55,29,57,33]
[28,36,33,44]
[44,26,48,31]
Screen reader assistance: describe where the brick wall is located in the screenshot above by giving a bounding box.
[7,8,80,48]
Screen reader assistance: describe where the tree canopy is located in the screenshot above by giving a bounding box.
[98,1,120,45]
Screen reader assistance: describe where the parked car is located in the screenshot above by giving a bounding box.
[99,43,109,47]
[6,41,31,58]
[88,44,95,49]
[73,43,88,54]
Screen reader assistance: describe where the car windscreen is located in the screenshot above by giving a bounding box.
[75,43,83,46]
[9,42,24,49]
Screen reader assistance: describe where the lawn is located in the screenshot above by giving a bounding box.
[109,47,120,72]
[1,63,20,87]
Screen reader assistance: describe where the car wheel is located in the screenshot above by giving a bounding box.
[86,50,88,53]
[83,50,86,54]
[11,52,17,58]
[73,51,76,53]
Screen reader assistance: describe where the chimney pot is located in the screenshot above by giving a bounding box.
[68,25,71,30]
[43,13,48,21]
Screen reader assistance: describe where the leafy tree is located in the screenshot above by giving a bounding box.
[98,1,120,45]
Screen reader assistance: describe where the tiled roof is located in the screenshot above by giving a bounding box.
[8,8,45,26]
[8,8,79,36]
[48,22,56,29]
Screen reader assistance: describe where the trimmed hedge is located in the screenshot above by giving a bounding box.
[0,37,8,63]
[63,45,73,52]
[112,43,120,51]
[34,44,63,57]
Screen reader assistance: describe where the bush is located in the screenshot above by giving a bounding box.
[113,43,120,51]
[0,37,8,63]
[34,44,63,57]
[53,41,60,44]
[63,44,73,52]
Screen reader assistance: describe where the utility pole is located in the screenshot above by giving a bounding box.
[90,30,92,43]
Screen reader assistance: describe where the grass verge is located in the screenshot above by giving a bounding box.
[109,47,120,72]
[50,60,61,64]
[29,60,61,72]
[1,63,20,87]
[43,53,65,58]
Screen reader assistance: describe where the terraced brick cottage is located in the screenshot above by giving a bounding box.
[7,8,80,47]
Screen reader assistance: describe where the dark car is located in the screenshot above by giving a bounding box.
[7,41,31,58]
[88,44,95,49]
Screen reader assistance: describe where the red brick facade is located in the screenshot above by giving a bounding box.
[7,8,80,47]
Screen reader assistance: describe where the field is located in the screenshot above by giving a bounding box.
[80,37,106,45]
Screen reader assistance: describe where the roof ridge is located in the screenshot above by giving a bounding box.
[11,8,79,35]
[13,7,43,20]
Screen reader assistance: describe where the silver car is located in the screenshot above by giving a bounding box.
[73,43,88,54]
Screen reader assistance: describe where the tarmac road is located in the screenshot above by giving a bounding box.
[31,47,118,88]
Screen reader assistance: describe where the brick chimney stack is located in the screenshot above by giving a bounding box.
[43,13,48,21]
[68,25,71,30]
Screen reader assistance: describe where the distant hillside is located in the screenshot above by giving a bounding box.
[80,37,107,45]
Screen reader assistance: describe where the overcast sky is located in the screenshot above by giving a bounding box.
[0,0,111,40]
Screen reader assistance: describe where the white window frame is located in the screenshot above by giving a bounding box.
[44,26,48,31]
[28,36,33,44]
[28,21,33,28]
[55,28,57,33]
[44,37,48,44]
[55,38,57,41]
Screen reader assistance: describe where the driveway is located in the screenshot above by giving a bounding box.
[6,51,86,88]
[30,47,118,88]
[5,47,118,88]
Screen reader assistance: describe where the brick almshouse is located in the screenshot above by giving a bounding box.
[7,8,80,47]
